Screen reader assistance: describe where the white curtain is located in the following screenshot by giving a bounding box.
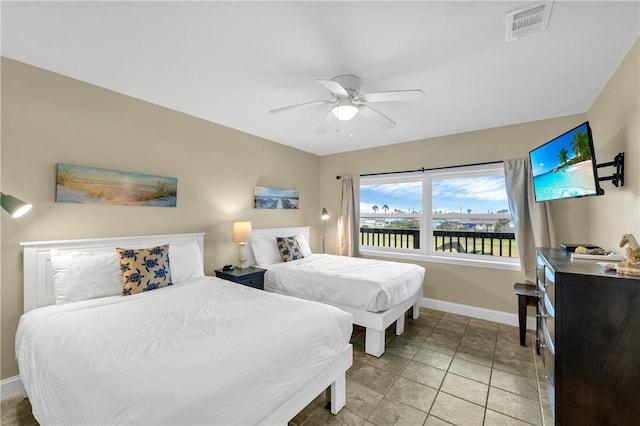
[335,175,360,257]
[504,158,556,282]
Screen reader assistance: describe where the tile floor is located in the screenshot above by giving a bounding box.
[1,308,553,426]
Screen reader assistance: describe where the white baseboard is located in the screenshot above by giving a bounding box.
[0,376,25,401]
[421,297,536,330]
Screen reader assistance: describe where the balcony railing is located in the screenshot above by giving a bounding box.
[361,228,420,249]
[360,228,518,257]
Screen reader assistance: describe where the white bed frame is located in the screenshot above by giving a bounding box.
[248,226,422,357]
[21,232,351,425]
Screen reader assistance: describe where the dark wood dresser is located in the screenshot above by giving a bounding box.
[536,248,640,425]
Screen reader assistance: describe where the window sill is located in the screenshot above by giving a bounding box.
[359,249,521,271]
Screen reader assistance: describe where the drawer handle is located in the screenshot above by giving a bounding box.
[539,343,547,348]
[536,314,547,319]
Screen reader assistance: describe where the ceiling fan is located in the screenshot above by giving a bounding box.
[269,75,425,133]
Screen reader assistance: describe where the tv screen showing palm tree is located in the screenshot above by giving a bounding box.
[529,121,602,202]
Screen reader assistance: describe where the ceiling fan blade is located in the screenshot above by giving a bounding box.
[358,105,396,129]
[360,89,425,103]
[269,100,332,114]
[316,110,336,134]
[317,79,349,97]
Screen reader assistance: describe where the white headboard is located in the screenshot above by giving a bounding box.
[20,233,205,312]
[247,227,310,266]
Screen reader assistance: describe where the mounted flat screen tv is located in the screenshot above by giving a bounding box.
[529,121,603,202]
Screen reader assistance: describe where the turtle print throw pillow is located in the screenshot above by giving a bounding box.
[116,244,173,296]
[276,236,304,262]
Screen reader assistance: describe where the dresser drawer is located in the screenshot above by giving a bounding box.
[543,294,555,346]
[536,256,556,307]
[214,267,267,290]
[536,260,546,284]
[539,320,555,385]
[538,297,546,317]
[537,298,545,349]
[536,264,547,297]
[543,265,555,307]
[543,343,556,419]
[238,274,264,290]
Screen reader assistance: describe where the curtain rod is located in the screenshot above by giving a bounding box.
[335,159,504,180]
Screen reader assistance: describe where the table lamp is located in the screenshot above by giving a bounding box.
[321,208,329,253]
[232,221,252,269]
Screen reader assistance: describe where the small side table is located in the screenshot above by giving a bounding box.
[514,282,538,349]
[214,266,267,290]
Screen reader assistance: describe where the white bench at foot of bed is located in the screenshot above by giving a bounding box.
[333,288,422,357]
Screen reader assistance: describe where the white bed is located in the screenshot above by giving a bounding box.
[17,233,353,425]
[248,227,425,357]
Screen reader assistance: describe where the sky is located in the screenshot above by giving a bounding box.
[58,163,176,186]
[529,122,591,177]
[360,176,510,214]
[255,186,299,198]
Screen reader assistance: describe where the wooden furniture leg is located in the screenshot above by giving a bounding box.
[514,282,538,347]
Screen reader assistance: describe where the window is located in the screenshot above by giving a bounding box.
[359,163,519,269]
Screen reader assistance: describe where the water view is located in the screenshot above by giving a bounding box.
[530,122,598,202]
[532,161,598,201]
[254,186,299,209]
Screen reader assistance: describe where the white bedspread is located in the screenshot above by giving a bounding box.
[265,254,425,312]
[16,276,352,425]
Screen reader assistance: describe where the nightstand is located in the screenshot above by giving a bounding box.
[214,266,267,290]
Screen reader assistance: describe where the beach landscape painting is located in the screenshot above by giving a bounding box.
[530,122,599,202]
[254,186,299,209]
[56,164,177,207]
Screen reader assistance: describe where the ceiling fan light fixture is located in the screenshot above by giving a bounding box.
[331,100,359,121]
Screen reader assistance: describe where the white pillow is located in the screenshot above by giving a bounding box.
[50,249,122,304]
[295,234,313,258]
[169,240,205,283]
[250,234,312,266]
[250,236,283,267]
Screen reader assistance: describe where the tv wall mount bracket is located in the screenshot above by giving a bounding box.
[597,152,624,188]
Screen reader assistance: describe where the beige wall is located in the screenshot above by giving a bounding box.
[586,38,639,246]
[0,58,321,379]
[319,38,639,319]
[2,37,638,382]
[320,115,588,314]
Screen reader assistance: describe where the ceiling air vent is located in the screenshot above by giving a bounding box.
[506,2,553,42]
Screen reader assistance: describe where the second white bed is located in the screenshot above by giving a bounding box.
[250,227,425,357]
[265,253,424,312]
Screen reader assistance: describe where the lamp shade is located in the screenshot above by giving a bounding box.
[321,208,329,220]
[331,99,359,121]
[232,221,252,243]
[1,192,32,218]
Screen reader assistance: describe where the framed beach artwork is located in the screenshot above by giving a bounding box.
[254,186,299,209]
[55,163,177,207]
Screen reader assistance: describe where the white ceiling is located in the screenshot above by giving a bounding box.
[2,1,639,156]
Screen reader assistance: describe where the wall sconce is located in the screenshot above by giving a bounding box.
[232,221,252,269]
[1,192,32,218]
[321,208,329,253]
